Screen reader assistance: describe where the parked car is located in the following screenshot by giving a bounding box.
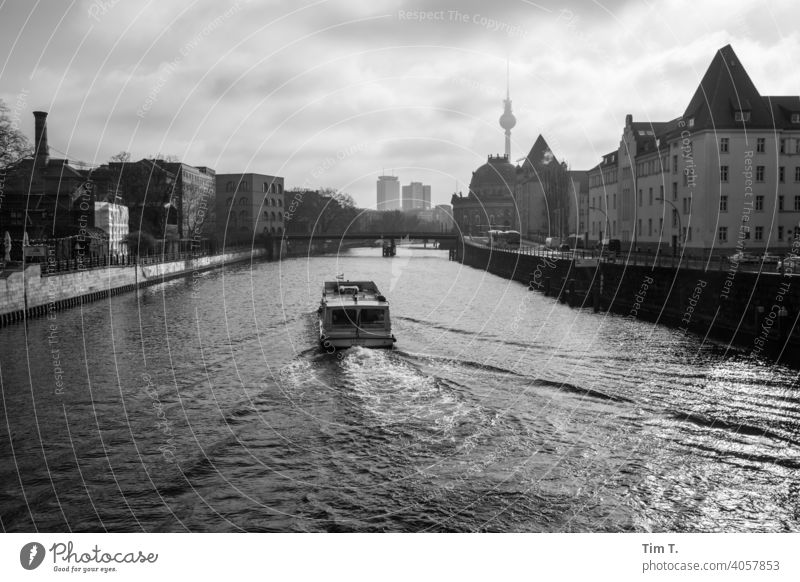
[596,238,621,253]
[730,251,758,263]
[760,252,779,264]
[781,255,800,274]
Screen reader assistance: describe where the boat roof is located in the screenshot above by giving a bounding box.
[321,280,389,308]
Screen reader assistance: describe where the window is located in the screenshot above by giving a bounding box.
[757,138,765,153]
[756,166,764,182]
[720,138,729,153]
[659,185,664,200]
[672,182,678,201]
[612,220,617,236]
[719,227,728,242]
[792,113,800,124]
[779,226,784,240]
[683,197,691,214]
[672,209,678,228]
[360,309,386,327]
[735,111,751,122]
[648,218,652,236]
[755,195,764,211]
[613,193,617,209]
[239,197,248,206]
[755,226,764,241]
[720,196,728,212]
[271,212,276,221]
[637,219,642,236]
[649,187,653,205]
[331,308,358,327]
[795,167,800,182]
[779,196,784,211]
[278,199,283,206]
[226,181,234,192]
[688,118,695,127]
[780,167,785,182]
[659,218,663,233]
[720,165,728,181]
[795,195,800,211]
[780,139,786,154]
[672,155,678,174]
[263,182,268,192]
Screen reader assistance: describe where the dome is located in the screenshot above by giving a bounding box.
[469,155,517,198]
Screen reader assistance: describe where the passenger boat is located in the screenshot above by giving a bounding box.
[318,280,396,348]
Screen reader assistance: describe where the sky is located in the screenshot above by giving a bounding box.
[1,0,798,208]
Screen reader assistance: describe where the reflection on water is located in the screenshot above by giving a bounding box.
[1,247,798,532]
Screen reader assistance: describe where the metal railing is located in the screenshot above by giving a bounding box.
[465,239,790,274]
[32,242,255,277]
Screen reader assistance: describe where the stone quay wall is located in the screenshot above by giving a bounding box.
[461,241,800,360]
[0,248,267,326]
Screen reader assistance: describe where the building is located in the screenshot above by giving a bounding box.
[587,44,800,253]
[567,170,589,245]
[91,157,215,248]
[216,173,284,244]
[433,204,454,231]
[0,111,122,259]
[514,135,571,240]
[401,181,431,210]
[376,175,400,210]
[451,75,572,239]
[94,201,129,254]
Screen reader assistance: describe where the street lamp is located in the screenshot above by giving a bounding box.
[655,197,681,256]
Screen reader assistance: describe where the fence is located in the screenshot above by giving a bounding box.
[2,241,256,276]
[468,239,787,274]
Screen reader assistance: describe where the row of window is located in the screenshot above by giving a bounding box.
[720,136,800,154]
[592,221,800,243]
[224,181,284,194]
[719,195,800,212]
[634,155,670,179]
[718,226,800,242]
[720,165,800,182]
[227,210,284,221]
[225,197,283,207]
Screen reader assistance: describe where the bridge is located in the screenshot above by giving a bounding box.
[282,232,458,241]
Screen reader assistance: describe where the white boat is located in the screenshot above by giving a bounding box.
[318,280,396,349]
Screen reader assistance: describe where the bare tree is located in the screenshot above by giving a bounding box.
[0,99,31,169]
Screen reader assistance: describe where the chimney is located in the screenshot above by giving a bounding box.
[33,111,49,165]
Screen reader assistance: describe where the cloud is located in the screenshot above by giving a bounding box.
[1,0,797,207]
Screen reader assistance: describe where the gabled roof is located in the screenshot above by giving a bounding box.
[682,44,775,130]
[522,134,559,169]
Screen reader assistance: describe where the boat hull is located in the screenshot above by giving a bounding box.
[320,335,396,349]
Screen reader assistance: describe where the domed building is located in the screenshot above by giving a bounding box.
[452,72,578,241]
[452,79,521,235]
[452,153,518,234]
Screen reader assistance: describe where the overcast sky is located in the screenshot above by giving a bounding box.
[1,0,798,207]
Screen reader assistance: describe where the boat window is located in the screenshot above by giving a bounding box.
[331,308,358,326]
[359,309,386,326]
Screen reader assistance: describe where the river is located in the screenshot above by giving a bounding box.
[1,247,798,532]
